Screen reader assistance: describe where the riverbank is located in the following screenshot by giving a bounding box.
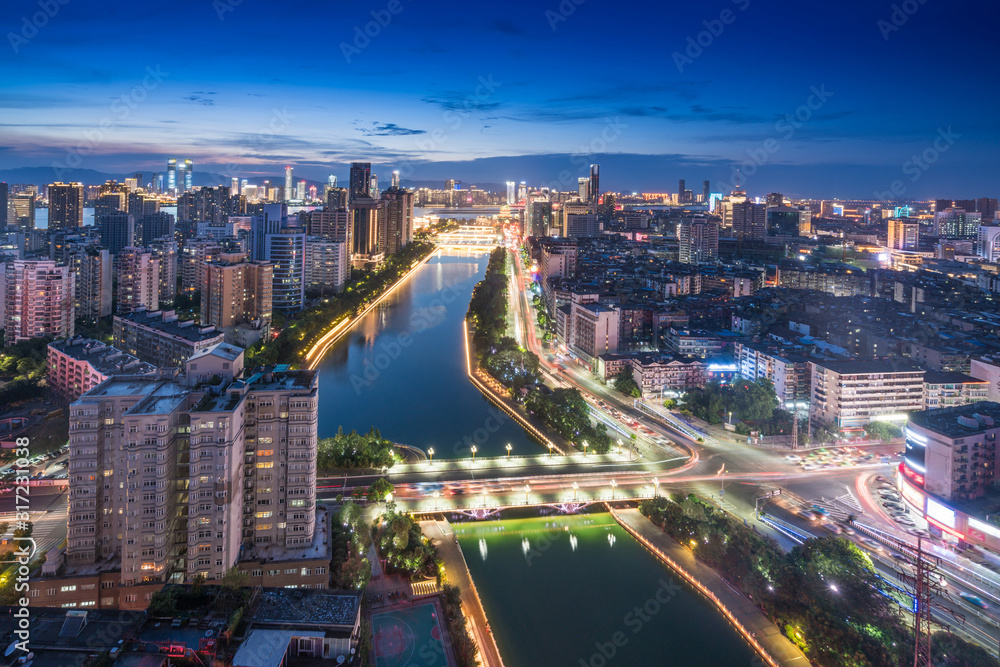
[607,505,808,667]
[420,518,505,667]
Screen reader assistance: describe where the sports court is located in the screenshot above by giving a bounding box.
[372,602,448,667]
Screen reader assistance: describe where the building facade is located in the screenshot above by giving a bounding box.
[809,359,925,430]
[2,259,75,345]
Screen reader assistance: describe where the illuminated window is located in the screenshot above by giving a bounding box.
[256,449,273,457]
[256,462,273,469]
[256,511,272,519]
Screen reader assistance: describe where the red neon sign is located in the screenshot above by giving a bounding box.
[925,516,964,540]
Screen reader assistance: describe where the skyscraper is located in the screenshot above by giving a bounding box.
[578,177,589,200]
[115,247,160,315]
[250,203,306,313]
[679,218,720,264]
[75,246,113,323]
[328,174,337,188]
[506,181,516,205]
[729,201,767,240]
[10,194,34,230]
[349,163,371,201]
[3,260,75,344]
[231,177,239,193]
[96,212,135,254]
[350,197,384,260]
[284,165,294,201]
[296,180,306,202]
[702,180,710,204]
[391,170,400,188]
[888,218,919,250]
[0,182,8,227]
[167,158,177,193]
[48,182,84,230]
[326,187,349,211]
[381,187,414,255]
[588,164,600,204]
[678,179,686,204]
[182,159,193,192]
[370,174,379,199]
[202,254,273,328]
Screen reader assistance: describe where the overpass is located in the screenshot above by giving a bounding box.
[434,225,501,247]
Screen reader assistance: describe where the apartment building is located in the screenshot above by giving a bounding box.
[201,253,274,329]
[116,248,160,315]
[53,349,323,609]
[113,309,225,369]
[47,337,156,401]
[2,259,75,345]
[734,342,810,408]
[571,303,619,366]
[923,371,988,410]
[304,238,350,294]
[809,359,925,430]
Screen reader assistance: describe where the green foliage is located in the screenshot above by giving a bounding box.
[483,336,540,394]
[317,426,396,471]
[331,500,371,590]
[863,421,902,442]
[613,367,642,398]
[441,584,478,667]
[366,478,394,502]
[525,388,612,453]
[639,495,912,667]
[0,337,51,380]
[376,507,438,579]
[682,379,778,425]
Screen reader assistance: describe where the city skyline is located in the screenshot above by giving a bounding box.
[2,0,998,197]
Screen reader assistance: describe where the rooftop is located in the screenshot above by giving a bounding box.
[50,336,158,377]
[127,381,192,415]
[187,342,244,363]
[923,370,986,385]
[115,310,224,344]
[812,359,923,375]
[909,401,1000,438]
[250,586,361,629]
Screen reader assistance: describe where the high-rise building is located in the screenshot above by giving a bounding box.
[719,189,747,230]
[179,239,223,294]
[296,180,306,202]
[349,163,371,202]
[889,218,920,250]
[167,158,177,193]
[677,179,686,204]
[729,200,767,240]
[349,197,385,262]
[147,238,178,307]
[113,309,225,368]
[284,166,294,201]
[976,198,999,221]
[380,187,414,255]
[506,181,516,205]
[305,238,349,294]
[96,212,135,254]
[328,174,337,188]
[678,218,719,264]
[75,246,113,323]
[139,211,175,247]
[0,182,7,227]
[578,177,589,201]
[934,208,981,239]
[116,247,160,315]
[10,193,34,229]
[765,206,801,237]
[182,159,193,192]
[65,354,319,585]
[977,225,1000,263]
[517,182,527,202]
[307,209,351,245]
[565,213,599,237]
[391,170,400,188]
[702,180,710,204]
[765,192,785,207]
[94,192,126,217]
[588,164,600,204]
[231,177,239,193]
[528,199,552,238]
[48,182,84,230]
[2,260,75,345]
[326,187,348,211]
[370,174,379,199]
[202,253,274,328]
[250,204,306,312]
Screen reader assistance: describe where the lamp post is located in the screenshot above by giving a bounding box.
[617,439,623,456]
[610,479,617,500]
[572,481,578,501]
[524,484,530,504]
[547,443,554,458]
[482,489,488,508]
[428,448,434,463]
[471,445,477,462]
[583,441,589,456]
[432,491,440,510]
[652,478,659,497]
[506,444,512,460]
[728,411,733,425]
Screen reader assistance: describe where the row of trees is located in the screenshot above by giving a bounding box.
[467,248,611,453]
[332,500,372,590]
[682,378,779,425]
[639,496,996,667]
[246,241,434,368]
[317,427,397,471]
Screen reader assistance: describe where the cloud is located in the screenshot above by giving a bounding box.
[358,123,426,137]
[184,95,215,106]
[421,93,504,113]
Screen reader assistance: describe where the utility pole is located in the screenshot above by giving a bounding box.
[896,534,943,667]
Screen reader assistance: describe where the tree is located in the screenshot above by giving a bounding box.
[864,421,901,442]
[366,478,394,502]
[613,368,642,398]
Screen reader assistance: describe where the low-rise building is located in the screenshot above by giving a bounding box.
[809,359,924,431]
[735,342,811,409]
[113,309,225,369]
[47,336,157,401]
[923,371,989,410]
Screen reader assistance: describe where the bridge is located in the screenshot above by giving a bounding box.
[434,225,501,247]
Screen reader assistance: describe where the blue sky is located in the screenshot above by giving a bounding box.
[1,0,998,198]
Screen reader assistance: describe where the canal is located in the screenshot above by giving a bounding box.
[315,249,538,459]
[455,513,757,666]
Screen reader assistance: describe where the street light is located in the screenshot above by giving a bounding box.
[524,484,530,504]
[471,445,478,462]
[428,447,435,463]
[572,481,578,501]
[617,439,623,456]
[611,479,617,500]
[547,443,554,458]
[482,489,488,507]
[652,478,659,497]
[728,411,733,425]
[432,491,440,510]
[583,441,589,456]
[506,444,512,460]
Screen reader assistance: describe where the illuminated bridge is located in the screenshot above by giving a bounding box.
[435,225,501,247]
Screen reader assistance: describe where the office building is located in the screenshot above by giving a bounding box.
[10,193,34,229]
[307,209,351,245]
[180,159,193,192]
[506,181,516,205]
[305,238,349,294]
[284,166,294,201]
[934,208,981,239]
[349,163,371,202]
[296,180,306,202]
[167,158,177,193]
[326,187,348,211]
[116,248,160,315]
[977,225,1000,262]
[201,253,274,329]
[250,204,306,313]
[588,164,600,204]
[729,200,766,240]
[64,354,321,592]
[976,198,998,221]
[566,213,599,237]
[75,246,113,323]
[47,336,156,401]
[113,309,225,368]
[349,197,384,263]
[528,200,552,238]
[96,212,135,254]
[380,188,414,255]
[888,218,920,250]
[765,206,800,237]
[678,218,719,264]
[809,359,924,431]
[2,260,75,345]
[48,182,85,230]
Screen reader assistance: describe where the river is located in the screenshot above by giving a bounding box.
[314,248,537,459]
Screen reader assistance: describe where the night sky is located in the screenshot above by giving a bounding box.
[1,0,997,198]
